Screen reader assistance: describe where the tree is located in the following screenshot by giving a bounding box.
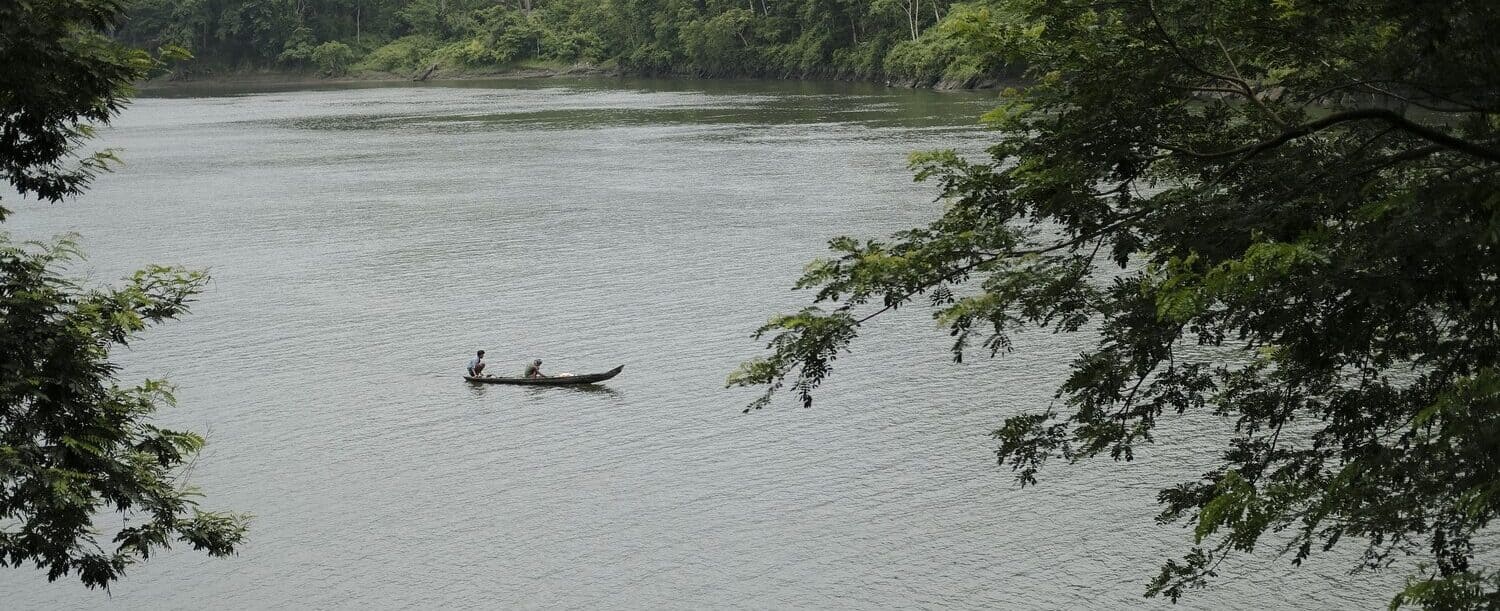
[732,0,1500,607]
[1,0,248,589]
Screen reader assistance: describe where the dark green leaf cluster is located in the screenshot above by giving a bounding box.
[2,0,247,590]
[0,240,248,588]
[0,0,150,212]
[738,0,1500,606]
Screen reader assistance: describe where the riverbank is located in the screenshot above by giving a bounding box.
[140,61,1011,92]
[139,61,618,91]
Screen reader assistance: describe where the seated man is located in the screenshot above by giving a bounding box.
[467,350,486,377]
[523,359,546,378]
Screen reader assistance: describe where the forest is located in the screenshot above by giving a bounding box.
[118,0,1018,86]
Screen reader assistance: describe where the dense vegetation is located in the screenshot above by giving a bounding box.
[2,0,247,588]
[117,0,1016,86]
[735,0,1500,607]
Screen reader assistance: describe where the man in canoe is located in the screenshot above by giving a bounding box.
[523,359,546,378]
[467,350,487,377]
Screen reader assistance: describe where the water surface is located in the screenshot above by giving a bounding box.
[2,78,1397,609]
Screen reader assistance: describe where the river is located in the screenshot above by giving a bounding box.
[2,78,1397,609]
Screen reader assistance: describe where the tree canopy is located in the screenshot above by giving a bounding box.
[733,0,1500,607]
[116,0,1017,87]
[1,0,247,589]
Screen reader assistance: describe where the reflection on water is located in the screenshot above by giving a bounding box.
[522,384,623,398]
[0,78,1397,609]
[465,380,625,400]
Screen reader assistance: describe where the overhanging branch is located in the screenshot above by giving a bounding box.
[853,211,1149,326]
[1156,108,1500,164]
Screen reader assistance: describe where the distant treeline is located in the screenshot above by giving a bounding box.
[119,0,1019,86]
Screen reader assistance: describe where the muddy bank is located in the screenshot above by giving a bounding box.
[139,62,617,91]
[141,61,1015,93]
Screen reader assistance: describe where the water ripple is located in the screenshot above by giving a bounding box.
[0,79,1399,610]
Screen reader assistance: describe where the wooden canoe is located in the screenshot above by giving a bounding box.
[465,365,623,386]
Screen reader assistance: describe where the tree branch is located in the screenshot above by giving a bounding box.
[1147,0,1249,95]
[1214,36,1286,127]
[1165,83,1253,97]
[1308,62,1499,113]
[1156,108,1500,163]
[853,211,1149,326]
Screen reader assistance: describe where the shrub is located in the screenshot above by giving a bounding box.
[311,41,355,76]
[355,35,440,73]
[541,30,604,63]
[277,26,316,66]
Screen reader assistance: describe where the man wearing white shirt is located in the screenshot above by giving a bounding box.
[466,350,487,377]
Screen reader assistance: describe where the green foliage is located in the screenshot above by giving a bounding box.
[220,0,304,65]
[884,3,1014,86]
[540,29,604,64]
[466,7,545,64]
[0,0,153,212]
[399,0,488,39]
[355,35,439,73]
[679,8,755,74]
[276,26,318,65]
[0,238,249,588]
[1,0,248,589]
[111,0,1017,84]
[311,40,356,76]
[739,0,1500,607]
[1392,569,1500,610]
